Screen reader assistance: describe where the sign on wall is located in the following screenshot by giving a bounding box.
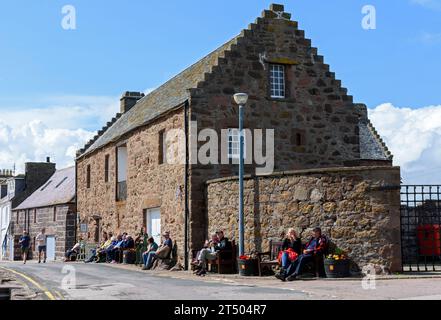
[80,223,88,233]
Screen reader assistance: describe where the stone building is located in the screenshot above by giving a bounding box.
[1,161,56,260]
[0,169,22,260]
[11,166,76,261]
[76,4,400,271]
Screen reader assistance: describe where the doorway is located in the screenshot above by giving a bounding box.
[145,208,161,245]
[46,236,56,261]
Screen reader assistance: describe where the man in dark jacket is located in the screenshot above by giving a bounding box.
[215,230,232,251]
[194,230,232,276]
[277,227,328,282]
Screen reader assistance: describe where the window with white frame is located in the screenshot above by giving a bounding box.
[228,128,246,159]
[270,64,285,98]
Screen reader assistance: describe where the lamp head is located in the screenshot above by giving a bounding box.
[233,93,249,105]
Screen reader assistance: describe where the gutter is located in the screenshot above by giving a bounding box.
[184,100,190,271]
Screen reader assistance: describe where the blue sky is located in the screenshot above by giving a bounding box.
[0,0,440,182]
[0,0,439,108]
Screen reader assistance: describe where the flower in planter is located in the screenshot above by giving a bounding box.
[326,247,348,261]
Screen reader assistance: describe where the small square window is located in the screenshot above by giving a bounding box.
[270,64,286,98]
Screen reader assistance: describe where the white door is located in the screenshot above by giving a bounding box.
[146,208,161,244]
[46,236,56,261]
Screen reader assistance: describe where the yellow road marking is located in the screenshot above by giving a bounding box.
[0,266,56,300]
[54,290,65,300]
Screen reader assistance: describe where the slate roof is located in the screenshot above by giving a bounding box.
[14,166,75,210]
[359,120,393,161]
[78,36,239,158]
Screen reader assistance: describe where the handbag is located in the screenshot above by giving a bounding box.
[277,248,298,264]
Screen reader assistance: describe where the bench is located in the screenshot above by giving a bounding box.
[257,240,283,276]
[257,239,328,277]
[75,242,97,262]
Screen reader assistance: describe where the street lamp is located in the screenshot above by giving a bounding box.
[233,93,248,257]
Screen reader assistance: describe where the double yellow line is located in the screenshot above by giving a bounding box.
[0,266,62,300]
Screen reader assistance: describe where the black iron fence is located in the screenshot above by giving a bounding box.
[401,185,441,272]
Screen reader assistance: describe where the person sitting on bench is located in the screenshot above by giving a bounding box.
[275,228,302,280]
[65,242,81,262]
[85,232,111,263]
[278,227,328,282]
[192,233,219,276]
[109,233,127,263]
[196,230,232,276]
[142,237,158,268]
[142,231,173,270]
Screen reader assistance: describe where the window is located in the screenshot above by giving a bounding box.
[55,177,68,188]
[228,128,246,159]
[53,207,57,222]
[116,146,128,201]
[158,130,166,164]
[104,154,110,183]
[16,211,19,224]
[292,129,306,148]
[86,165,91,189]
[40,180,52,191]
[270,64,285,98]
[296,133,303,146]
[33,209,37,223]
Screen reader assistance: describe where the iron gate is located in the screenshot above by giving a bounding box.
[401,185,441,272]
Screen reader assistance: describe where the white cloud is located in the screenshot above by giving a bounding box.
[369,103,441,184]
[0,95,119,173]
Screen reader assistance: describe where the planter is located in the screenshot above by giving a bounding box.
[324,259,350,278]
[237,258,258,276]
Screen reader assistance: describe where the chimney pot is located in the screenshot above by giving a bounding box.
[270,4,285,12]
[46,157,51,163]
[120,91,145,114]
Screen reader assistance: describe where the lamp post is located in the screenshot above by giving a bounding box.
[233,93,248,257]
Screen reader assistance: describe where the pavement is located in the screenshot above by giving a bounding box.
[1,260,441,300]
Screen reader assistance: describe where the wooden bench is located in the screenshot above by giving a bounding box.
[257,240,327,277]
[257,240,283,276]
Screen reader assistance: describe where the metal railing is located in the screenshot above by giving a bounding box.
[401,185,441,272]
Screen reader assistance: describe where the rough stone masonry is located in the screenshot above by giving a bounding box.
[207,166,401,273]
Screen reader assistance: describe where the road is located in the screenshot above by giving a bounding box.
[0,261,306,300]
[1,261,441,300]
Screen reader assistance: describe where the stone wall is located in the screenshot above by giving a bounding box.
[206,166,402,273]
[76,109,186,262]
[11,204,76,260]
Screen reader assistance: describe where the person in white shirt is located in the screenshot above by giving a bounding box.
[35,228,47,263]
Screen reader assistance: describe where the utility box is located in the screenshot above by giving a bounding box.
[417,225,441,256]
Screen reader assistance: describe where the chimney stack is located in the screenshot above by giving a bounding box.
[120,91,145,114]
